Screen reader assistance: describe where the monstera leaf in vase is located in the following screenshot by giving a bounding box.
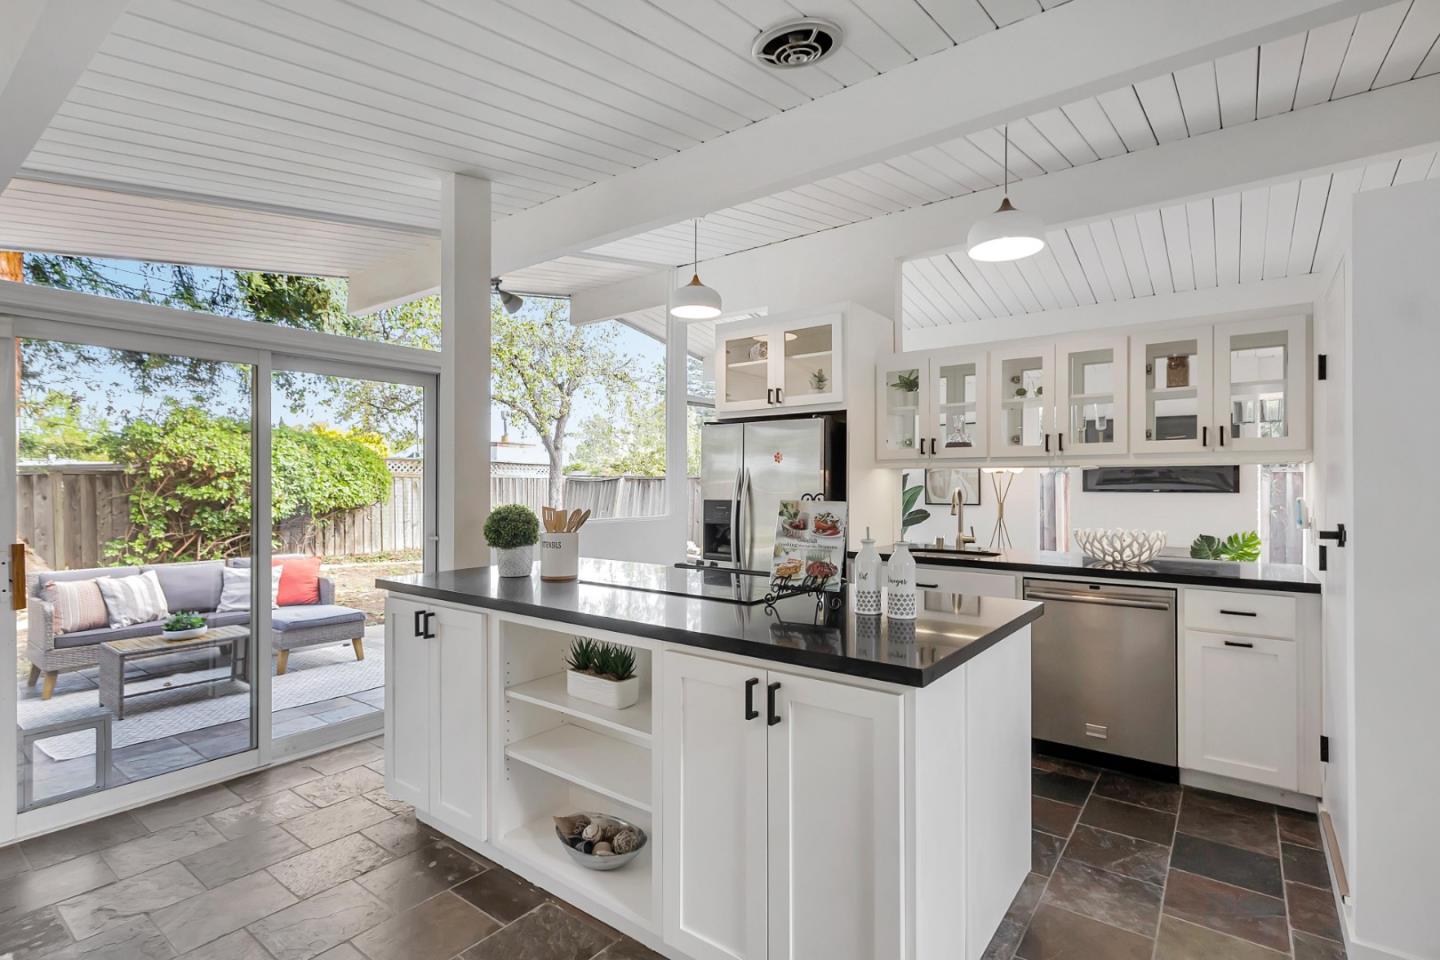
[900,484,930,542]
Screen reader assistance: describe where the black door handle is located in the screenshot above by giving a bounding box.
[421,611,436,639]
[744,678,760,720]
[413,609,424,638]
[1318,524,1347,547]
[767,682,781,726]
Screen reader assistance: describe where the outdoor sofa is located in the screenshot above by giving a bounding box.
[25,556,366,699]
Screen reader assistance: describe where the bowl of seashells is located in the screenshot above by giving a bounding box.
[553,812,648,871]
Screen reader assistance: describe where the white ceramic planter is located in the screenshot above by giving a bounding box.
[541,531,579,581]
[161,626,207,642]
[496,544,535,577]
[567,670,641,710]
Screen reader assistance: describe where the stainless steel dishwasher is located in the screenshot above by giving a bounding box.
[1023,578,1178,766]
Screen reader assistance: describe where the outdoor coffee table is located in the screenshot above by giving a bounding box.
[98,625,250,719]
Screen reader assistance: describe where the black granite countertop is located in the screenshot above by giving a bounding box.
[378,559,1043,688]
[855,546,1321,594]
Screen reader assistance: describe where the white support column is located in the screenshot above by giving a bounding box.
[439,174,492,569]
[666,303,689,557]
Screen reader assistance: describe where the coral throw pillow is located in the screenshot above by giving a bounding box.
[276,556,322,606]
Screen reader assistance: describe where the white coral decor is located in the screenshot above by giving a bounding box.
[1073,528,1166,565]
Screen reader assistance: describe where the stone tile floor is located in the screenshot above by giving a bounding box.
[0,741,1345,960]
[986,754,1348,959]
[0,736,660,960]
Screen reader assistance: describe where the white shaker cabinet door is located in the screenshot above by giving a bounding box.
[663,653,769,960]
[427,605,488,841]
[384,597,432,809]
[766,672,904,960]
[1183,630,1298,790]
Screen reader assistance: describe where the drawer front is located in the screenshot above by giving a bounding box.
[914,565,1018,598]
[1184,588,1295,639]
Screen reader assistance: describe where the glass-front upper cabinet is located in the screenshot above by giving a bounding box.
[1130,326,1215,454]
[777,318,842,406]
[719,327,774,411]
[1213,315,1308,452]
[927,348,988,460]
[875,354,923,461]
[1056,337,1128,456]
[990,343,1053,457]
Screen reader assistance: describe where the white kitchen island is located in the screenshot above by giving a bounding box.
[378,560,1042,960]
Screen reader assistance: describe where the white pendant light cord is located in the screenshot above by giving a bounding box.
[1002,124,1010,197]
[692,218,699,274]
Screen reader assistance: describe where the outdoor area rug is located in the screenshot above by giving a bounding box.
[20,633,385,760]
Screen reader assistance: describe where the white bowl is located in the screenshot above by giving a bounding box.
[1072,528,1166,565]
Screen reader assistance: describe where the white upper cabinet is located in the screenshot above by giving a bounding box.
[1130,326,1216,455]
[1055,336,1128,457]
[1214,315,1309,454]
[990,343,1055,458]
[715,314,843,414]
[875,348,988,462]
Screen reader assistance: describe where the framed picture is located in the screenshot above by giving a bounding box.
[923,468,982,506]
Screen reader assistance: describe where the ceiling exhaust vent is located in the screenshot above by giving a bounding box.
[751,19,842,68]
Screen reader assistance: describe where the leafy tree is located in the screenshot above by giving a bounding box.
[104,404,391,564]
[19,390,110,462]
[492,298,633,505]
[568,363,666,477]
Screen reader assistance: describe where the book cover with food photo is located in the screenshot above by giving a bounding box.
[770,499,848,592]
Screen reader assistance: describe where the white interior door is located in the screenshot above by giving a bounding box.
[662,652,768,960]
[766,672,903,960]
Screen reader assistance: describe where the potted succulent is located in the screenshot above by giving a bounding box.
[162,611,208,642]
[565,637,640,709]
[485,504,540,577]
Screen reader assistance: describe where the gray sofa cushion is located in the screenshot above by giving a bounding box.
[53,618,166,649]
[143,561,224,613]
[271,604,365,632]
[33,567,139,599]
[204,610,251,628]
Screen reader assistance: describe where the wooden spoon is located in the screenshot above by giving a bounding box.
[567,508,582,532]
[574,509,591,531]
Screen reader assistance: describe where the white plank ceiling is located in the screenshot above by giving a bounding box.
[900,151,1439,328]
[587,0,1440,268]
[0,177,432,278]
[18,0,1055,236]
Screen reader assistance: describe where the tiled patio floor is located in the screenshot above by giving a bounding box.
[0,736,660,960]
[986,754,1348,959]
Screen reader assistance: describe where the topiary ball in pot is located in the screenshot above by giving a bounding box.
[484,504,540,577]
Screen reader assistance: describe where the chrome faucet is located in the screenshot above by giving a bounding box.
[951,489,976,550]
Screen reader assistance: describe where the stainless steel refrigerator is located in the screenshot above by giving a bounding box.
[700,415,846,572]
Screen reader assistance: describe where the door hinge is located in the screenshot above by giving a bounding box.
[1317,354,1328,381]
[1320,735,1330,763]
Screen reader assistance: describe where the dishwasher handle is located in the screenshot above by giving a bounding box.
[1025,589,1173,612]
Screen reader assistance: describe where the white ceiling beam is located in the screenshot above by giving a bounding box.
[494,0,1393,275]
[347,238,441,315]
[0,0,131,195]
[570,74,1440,324]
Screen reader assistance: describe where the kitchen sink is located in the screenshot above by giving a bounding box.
[911,547,1002,559]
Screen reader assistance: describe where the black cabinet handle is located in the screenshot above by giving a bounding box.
[1203,426,1209,447]
[413,609,424,638]
[918,438,925,455]
[766,388,774,405]
[1219,609,1258,618]
[1043,433,1050,453]
[931,437,937,456]
[1058,433,1064,453]
[744,678,760,720]
[1223,639,1255,648]
[916,582,939,589]
[776,387,783,403]
[767,682,781,726]
[1219,426,1226,447]
[421,611,436,639]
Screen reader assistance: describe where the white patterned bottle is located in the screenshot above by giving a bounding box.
[853,528,882,615]
[886,541,918,620]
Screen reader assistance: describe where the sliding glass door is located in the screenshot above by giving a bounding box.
[12,333,261,810]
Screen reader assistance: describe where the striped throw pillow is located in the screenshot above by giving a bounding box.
[95,571,169,628]
[42,579,109,635]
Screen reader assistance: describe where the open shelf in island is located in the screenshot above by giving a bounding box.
[505,673,652,743]
[505,723,652,812]
[498,814,653,926]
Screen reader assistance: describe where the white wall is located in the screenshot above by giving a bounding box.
[1066,466,1258,548]
[1343,177,1440,960]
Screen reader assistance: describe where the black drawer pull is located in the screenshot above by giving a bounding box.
[413,609,424,637]
[767,682,781,726]
[421,611,436,639]
[1223,639,1255,648]
[744,678,759,720]
[916,582,939,589]
[1219,609,1258,617]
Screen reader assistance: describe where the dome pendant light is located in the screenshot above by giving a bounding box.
[967,126,1046,263]
[670,219,723,320]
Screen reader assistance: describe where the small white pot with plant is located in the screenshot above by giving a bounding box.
[162,611,208,642]
[485,504,540,577]
[566,637,640,710]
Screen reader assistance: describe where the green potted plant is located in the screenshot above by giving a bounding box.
[565,637,640,709]
[484,504,540,577]
[162,611,207,642]
[1190,531,1262,562]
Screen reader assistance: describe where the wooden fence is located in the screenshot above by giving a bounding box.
[18,462,703,567]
